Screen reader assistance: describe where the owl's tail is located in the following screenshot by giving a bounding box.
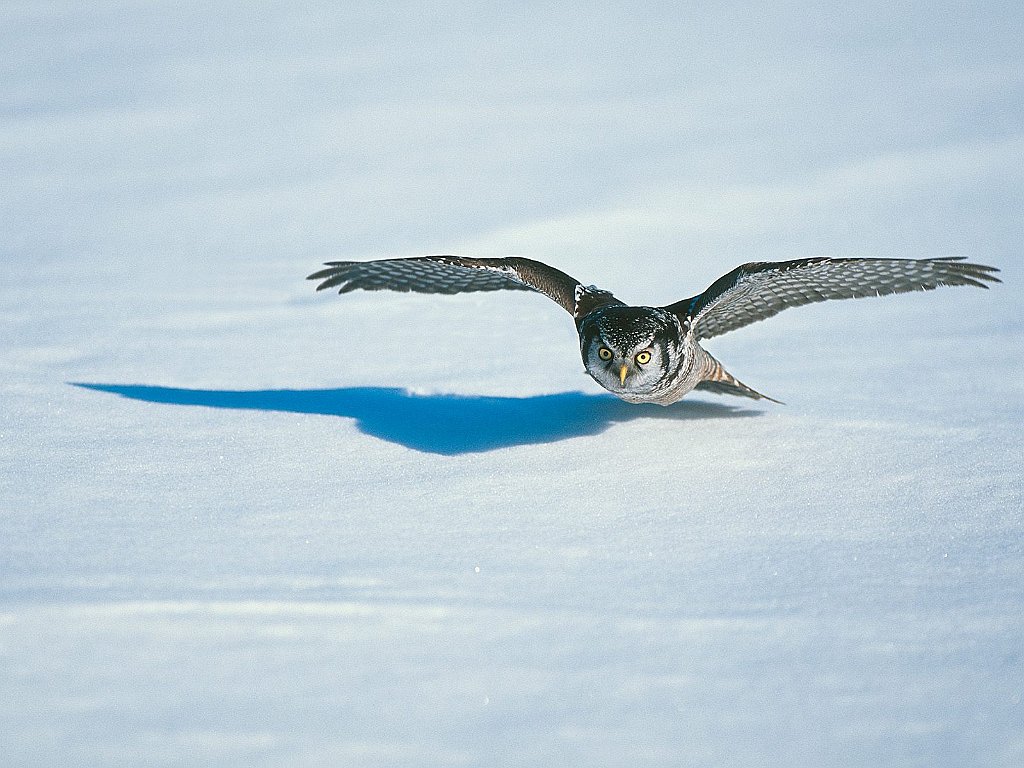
[694,354,783,404]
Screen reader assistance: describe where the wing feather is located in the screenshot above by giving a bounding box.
[308,255,610,316]
[666,257,1000,341]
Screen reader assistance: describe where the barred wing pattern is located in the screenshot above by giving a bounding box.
[308,255,585,315]
[671,257,1000,341]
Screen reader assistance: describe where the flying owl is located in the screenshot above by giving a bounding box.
[308,255,999,404]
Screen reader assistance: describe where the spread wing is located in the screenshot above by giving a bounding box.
[664,257,1000,341]
[308,255,618,317]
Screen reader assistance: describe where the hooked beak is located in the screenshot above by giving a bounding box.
[619,364,629,386]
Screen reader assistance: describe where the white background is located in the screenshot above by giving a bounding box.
[2,2,1022,765]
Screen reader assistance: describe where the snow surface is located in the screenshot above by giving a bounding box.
[2,2,1023,766]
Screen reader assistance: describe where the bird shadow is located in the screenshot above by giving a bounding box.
[72,383,762,455]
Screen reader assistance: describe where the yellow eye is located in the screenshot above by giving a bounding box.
[598,347,613,361]
[635,350,652,365]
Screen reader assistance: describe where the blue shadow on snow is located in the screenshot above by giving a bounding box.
[73,383,760,455]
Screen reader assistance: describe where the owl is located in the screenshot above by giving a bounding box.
[308,255,999,404]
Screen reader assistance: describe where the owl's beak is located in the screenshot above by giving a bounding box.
[619,364,629,386]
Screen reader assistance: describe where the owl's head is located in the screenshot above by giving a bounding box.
[578,306,684,397]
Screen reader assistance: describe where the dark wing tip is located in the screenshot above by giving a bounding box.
[934,259,1001,289]
[307,263,354,292]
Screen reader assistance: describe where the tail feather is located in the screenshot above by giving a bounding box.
[695,355,782,404]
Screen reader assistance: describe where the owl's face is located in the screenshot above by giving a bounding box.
[579,306,684,398]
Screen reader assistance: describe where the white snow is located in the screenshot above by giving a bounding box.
[2,2,1023,766]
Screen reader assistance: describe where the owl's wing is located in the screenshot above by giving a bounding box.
[308,255,618,318]
[664,257,1000,341]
